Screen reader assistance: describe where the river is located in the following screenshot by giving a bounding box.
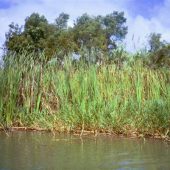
[0,132,170,170]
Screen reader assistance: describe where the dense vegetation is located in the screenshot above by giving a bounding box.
[4,12,127,61]
[0,12,170,138]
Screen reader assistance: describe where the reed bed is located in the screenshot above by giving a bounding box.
[0,53,170,137]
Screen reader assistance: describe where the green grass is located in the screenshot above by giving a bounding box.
[0,53,170,137]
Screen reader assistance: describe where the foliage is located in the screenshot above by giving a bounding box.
[148,33,170,68]
[148,33,165,53]
[4,11,127,63]
[55,12,69,30]
[0,52,169,137]
[151,44,170,68]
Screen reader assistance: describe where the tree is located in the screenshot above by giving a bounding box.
[5,13,49,54]
[150,44,170,68]
[4,11,128,64]
[74,12,127,51]
[73,12,127,63]
[102,11,127,50]
[24,13,49,51]
[74,14,106,50]
[55,13,69,30]
[148,33,165,53]
[5,22,23,53]
[148,33,170,68]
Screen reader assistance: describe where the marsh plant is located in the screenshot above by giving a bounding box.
[0,51,170,137]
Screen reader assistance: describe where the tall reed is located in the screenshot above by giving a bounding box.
[0,52,169,136]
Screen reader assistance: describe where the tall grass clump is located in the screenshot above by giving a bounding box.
[0,51,169,137]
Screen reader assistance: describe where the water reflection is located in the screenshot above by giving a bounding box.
[0,132,169,170]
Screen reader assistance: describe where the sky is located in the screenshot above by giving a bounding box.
[0,0,170,59]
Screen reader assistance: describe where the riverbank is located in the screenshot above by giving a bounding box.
[0,54,170,141]
[0,126,169,142]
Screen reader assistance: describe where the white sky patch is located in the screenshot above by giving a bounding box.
[124,0,170,52]
[125,14,170,52]
[0,0,170,57]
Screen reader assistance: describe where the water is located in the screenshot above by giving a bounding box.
[0,132,170,170]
